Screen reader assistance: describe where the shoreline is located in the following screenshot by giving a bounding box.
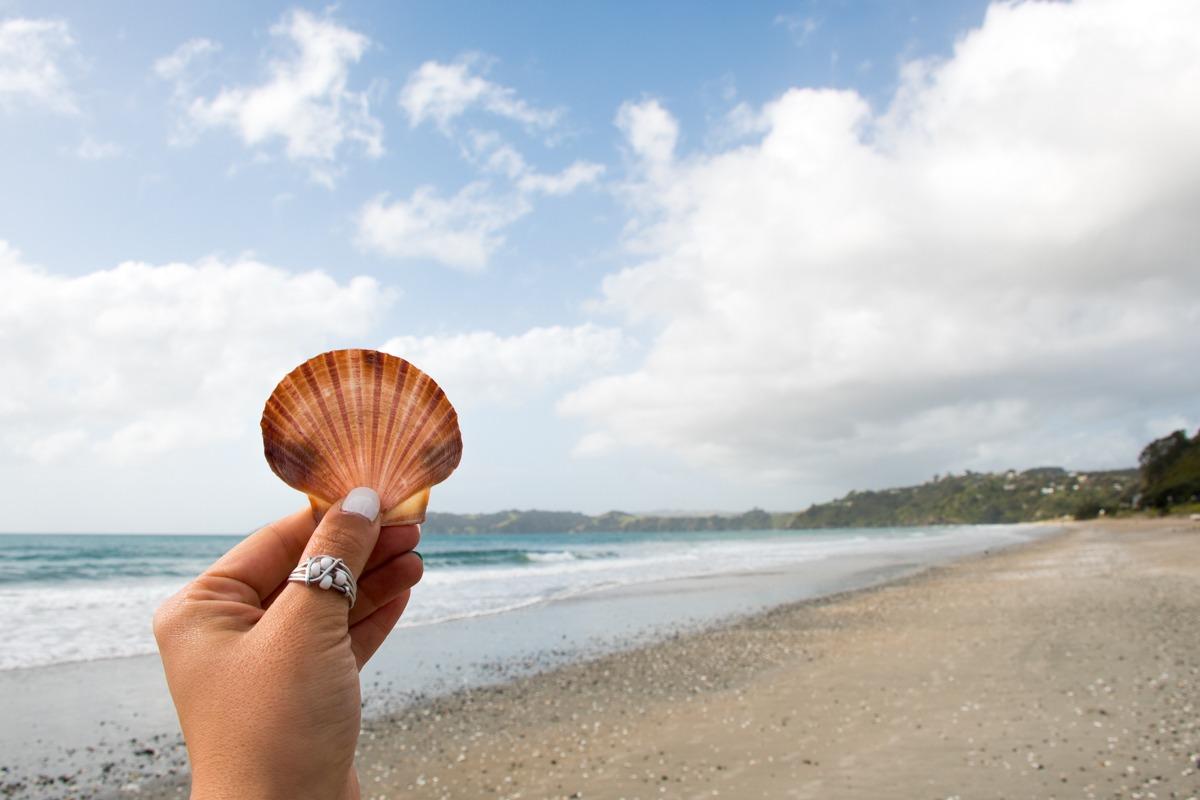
[208,518,1200,798]
[0,523,1034,675]
[8,519,1197,798]
[3,523,1045,799]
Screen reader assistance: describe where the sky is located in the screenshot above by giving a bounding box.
[1,0,1198,533]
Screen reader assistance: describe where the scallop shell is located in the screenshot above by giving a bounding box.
[261,349,462,526]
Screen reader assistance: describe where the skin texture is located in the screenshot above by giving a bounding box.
[153,494,423,800]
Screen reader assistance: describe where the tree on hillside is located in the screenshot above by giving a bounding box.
[1138,428,1200,510]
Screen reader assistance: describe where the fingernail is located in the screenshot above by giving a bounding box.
[342,487,380,520]
[413,550,423,562]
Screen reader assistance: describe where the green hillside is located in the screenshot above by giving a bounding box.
[423,425,1200,535]
[422,466,1140,534]
[781,467,1138,528]
[1138,428,1200,511]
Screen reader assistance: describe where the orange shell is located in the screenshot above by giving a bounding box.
[261,349,462,525]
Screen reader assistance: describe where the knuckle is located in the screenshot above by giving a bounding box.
[386,552,423,590]
[313,514,369,558]
[151,596,179,643]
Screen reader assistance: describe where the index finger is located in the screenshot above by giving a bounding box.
[203,508,316,603]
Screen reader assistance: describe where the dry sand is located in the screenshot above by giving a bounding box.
[112,519,1199,800]
[344,519,1200,800]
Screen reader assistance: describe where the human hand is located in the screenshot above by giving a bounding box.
[153,488,423,800]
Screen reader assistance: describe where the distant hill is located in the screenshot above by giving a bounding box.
[781,467,1138,528]
[423,507,782,535]
[422,466,1140,534]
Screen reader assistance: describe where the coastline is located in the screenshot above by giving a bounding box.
[1,523,1042,799]
[6,519,1197,798]
[214,518,1200,798]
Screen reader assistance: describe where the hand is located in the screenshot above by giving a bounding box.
[152,488,424,800]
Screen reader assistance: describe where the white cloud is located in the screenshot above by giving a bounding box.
[564,0,1200,493]
[160,11,381,183]
[357,133,603,270]
[154,37,219,82]
[0,241,393,463]
[400,54,562,132]
[381,59,594,269]
[0,17,76,114]
[356,184,531,271]
[466,131,604,195]
[516,159,605,196]
[381,324,625,407]
[615,99,678,166]
[74,136,123,160]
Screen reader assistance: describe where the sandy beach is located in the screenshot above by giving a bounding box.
[332,519,1198,800]
[13,519,1197,799]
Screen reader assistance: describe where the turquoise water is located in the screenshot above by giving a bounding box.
[0,525,1034,670]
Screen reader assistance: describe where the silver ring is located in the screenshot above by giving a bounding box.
[288,555,357,608]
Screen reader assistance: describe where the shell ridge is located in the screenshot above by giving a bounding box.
[346,351,371,486]
[394,400,459,493]
[274,372,350,499]
[384,383,442,501]
[290,364,355,496]
[367,352,385,490]
[300,361,356,493]
[322,352,362,488]
[415,432,463,492]
[377,361,423,508]
[261,349,462,524]
[264,428,339,500]
[389,379,441,482]
[409,395,461,487]
[347,352,371,486]
[371,358,406,498]
[368,365,401,507]
[426,406,463,473]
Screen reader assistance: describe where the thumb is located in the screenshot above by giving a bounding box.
[270,487,382,623]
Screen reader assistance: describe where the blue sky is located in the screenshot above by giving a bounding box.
[2,0,1198,532]
[6,1,988,283]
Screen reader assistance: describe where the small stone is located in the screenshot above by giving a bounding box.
[309,562,322,578]
[319,575,334,590]
[334,572,348,587]
[320,556,334,570]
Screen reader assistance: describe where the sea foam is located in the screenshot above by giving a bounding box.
[0,525,1032,671]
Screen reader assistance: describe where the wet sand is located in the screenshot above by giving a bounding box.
[341,519,1199,800]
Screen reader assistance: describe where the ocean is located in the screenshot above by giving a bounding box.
[0,525,1039,672]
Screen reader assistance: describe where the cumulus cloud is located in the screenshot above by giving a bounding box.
[381,324,625,407]
[0,17,77,113]
[357,133,603,270]
[516,160,605,196]
[564,0,1200,493]
[0,242,393,463]
[399,55,562,132]
[159,11,382,183]
[355,183,531,271]
[373,57,596,269]
[615,99,678,167]
[465,131,604,196]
